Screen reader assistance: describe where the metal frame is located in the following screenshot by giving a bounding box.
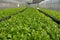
[27,0,44,4]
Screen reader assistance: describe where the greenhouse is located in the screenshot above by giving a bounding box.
[0,0,60,40]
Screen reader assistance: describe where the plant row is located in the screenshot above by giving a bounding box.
[39,8,60,21]
[0,7,26,19]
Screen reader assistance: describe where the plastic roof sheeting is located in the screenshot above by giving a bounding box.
[39,0,60,11]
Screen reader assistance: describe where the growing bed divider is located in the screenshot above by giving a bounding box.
[37,7,60,30]
[0,7,27,22]
[0,7,27,19]
[37,9,60,24]
[40,8,60,20]
[0,16,11,22]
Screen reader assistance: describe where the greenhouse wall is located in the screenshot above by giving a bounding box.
[39,0,60,11]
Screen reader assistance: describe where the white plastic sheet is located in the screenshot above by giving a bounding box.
[0,0,27,8]
[39,0,60,11]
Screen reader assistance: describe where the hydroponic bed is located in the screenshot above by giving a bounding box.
[0,7,60,40]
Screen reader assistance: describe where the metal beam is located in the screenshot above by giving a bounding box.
[27,0,44,4]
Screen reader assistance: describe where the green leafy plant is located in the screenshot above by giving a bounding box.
[39,8,60,21]
[0,7,26,19]
[0,8,60,40]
